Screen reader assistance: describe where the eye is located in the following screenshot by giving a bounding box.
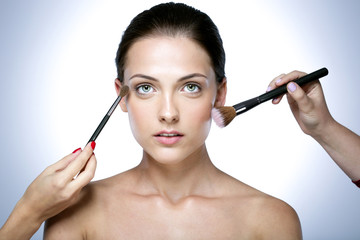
[182,83,201,93]
[136,84,154,95]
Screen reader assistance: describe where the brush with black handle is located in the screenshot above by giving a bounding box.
[211,68,329,128]
[88,85,129,143]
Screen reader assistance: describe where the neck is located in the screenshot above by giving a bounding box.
[135,144,219,204]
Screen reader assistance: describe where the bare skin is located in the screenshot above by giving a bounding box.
[269,71,360,181]
[2,22,359,240]
[44,37,301,239]
[0,143,96,240]
[45,147,301,239]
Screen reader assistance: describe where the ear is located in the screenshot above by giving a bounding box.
[114,78,128,112]
[214,77,227,108]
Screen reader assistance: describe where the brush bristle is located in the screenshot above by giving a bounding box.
[211,106,236,128]
[120,85,129,97]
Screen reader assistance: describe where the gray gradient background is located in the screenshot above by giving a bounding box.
[0,0,359,239]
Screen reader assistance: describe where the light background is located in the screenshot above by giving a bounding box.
[0,0,359,239]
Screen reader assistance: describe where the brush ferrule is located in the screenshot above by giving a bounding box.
[107,95,122,116]
[233,97,260,115]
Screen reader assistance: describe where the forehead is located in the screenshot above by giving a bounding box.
[124,36,214,80]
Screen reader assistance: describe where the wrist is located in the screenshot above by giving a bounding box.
[16,196,44,227]
[310,116,338,145]
[0,197,43,240]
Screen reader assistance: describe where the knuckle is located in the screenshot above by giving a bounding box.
[89,170,96,180]
[51,176,67,190]
[59,189,74,201]
[84,170,95,181]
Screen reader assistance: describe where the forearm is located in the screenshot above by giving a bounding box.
[0,198,42,240]
[314,119,360,181]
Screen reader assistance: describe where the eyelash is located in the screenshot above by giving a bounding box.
[181,82,201,94]
[134,82,202,96]
[136,84,155,95]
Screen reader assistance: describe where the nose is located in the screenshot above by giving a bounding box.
[158,93,179,124]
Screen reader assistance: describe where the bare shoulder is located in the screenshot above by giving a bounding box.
[44,170,133,239]
[220,173,302,239]
[248,192,302,239]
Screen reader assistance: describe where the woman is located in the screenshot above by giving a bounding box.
[43,3,301,239]
[0,2,359,239]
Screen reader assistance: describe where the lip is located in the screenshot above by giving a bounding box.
[154,130,184,145]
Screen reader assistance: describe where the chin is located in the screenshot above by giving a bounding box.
[145,149,188,165]
[143,143,207,166]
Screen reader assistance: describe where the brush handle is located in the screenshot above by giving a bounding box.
[258,67,328,103]
[87,95,122,143]
[233,67,328,115]
[233,97,260,115]
[88,115,110,143]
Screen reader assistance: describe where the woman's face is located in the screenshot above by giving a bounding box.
[117,36,226,165]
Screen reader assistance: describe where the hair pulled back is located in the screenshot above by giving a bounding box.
[115,2,226,84]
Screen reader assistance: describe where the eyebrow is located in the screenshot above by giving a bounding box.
[179,73,207,81]
[128,73,208,82]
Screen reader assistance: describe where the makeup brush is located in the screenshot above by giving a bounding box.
[87,85,129,143]
[212,67,329,128]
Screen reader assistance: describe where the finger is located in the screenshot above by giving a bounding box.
[267,74,286,104]
[286,89,296,106]
[272,94,285,104]
[266,73,285,92]
[62,141,96,180]
[286,82,313,113]
[269,71,307,105]
[275,70,307,87]
[69,154,97,191]
[46,148,82,173]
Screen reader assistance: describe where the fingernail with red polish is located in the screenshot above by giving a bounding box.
[72,148,81,153]
[90,141,96,150]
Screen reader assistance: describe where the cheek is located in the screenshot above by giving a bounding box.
[183,99,213,130]
[126,99,154,140]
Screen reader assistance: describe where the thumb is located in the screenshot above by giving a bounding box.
[287,82,314,114]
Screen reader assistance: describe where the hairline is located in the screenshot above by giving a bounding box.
[121,32,217,83]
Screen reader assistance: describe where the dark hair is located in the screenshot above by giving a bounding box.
[115,2,226,83]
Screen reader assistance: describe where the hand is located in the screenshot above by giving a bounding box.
[0,142,97,239]
[267,70,334,138]
[267,70,360,183]
[24,141,97,222]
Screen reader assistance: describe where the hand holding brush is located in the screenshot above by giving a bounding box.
[212,68,329,128]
